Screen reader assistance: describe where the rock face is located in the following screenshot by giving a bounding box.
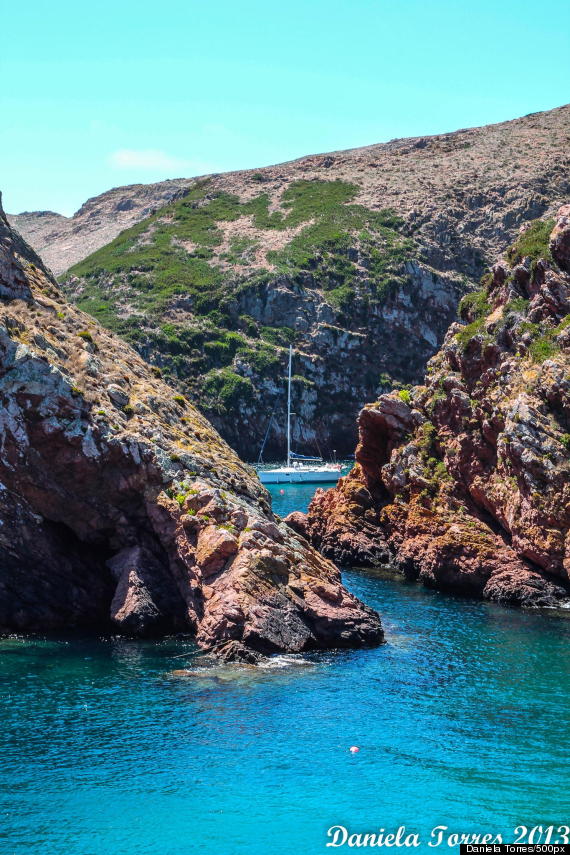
[290,208,570,609]
[0,195,382,659]
[11,105,570,460]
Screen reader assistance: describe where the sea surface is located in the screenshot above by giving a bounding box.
[1,483,569,855]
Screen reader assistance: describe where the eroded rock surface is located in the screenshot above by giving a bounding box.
[291,208,570,608]
[0,197,382,658]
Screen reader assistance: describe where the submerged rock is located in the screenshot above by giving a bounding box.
[293,207,570,609]
[0,195,383,660]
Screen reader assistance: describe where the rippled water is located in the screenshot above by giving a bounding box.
[1,485,569,854]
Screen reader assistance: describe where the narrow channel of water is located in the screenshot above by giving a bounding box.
[1,483,568,854]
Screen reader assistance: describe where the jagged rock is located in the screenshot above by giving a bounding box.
[207,640,265,665]
[107,384,130,408]
[294,207,570,609]
[551,204,570,272]
[0,198,383,660]
[107,544,186,636]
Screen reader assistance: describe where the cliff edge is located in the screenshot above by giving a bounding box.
[289,206,570,609]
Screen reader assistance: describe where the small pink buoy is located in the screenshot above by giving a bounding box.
[349,746,360,753]
[279,489,285,495]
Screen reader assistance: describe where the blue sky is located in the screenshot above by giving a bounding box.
[3,0,569,215]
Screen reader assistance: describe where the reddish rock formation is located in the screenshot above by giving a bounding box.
[0,195,382,660]
[290,207,570,608]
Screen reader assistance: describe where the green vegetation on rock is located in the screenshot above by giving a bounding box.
[458,288,490,321]
[64,177,417,440]
[60,176,441,457]
[455,317,492,352]
[506,219,555,267]
[68,178,413,326]
[203,368,255,413]
[454,216,568,365]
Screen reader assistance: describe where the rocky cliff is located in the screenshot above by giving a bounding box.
[12,105,570,460]
[0,195,382,661]
[288,207,570,609]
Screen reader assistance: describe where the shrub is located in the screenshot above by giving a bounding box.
[455,317,491,352]
[398,389,412,404]
[204,339,232,364]
[218,523,237,533]
[529,336,559,363]
[237,344,280,373]
[223,331,248,352]
[458,289,490,322]
[202,368,254,412]
[260,326,295,346]
[238,314,258,336]
[416,421,438,454]
[505,297,529,314]
[221,236,259,265]
[291,374,315,388]
[506,219,555,267]
[325,285,356,310]
[173,395,186,406]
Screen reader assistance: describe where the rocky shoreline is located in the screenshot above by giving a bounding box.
[0,195,382,662]
[287,207,570,609]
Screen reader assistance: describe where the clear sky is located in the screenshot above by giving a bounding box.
[3,0,569,216]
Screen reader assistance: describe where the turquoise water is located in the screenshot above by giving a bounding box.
[267,480,327,517]
[1,484,569,855]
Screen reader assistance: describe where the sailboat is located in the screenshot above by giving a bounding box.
[257,346,343,485]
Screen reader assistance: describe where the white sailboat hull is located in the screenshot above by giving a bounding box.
[258,466,341,484]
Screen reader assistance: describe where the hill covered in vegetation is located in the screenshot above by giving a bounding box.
[13,105,570,458]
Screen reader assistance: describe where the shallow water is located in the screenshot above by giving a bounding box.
[1,485,569,854]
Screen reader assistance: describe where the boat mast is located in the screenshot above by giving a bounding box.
[286,345,292,468]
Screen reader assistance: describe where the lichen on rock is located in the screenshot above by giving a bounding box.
[291,206,570,609]
[0,197,382,660]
